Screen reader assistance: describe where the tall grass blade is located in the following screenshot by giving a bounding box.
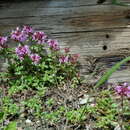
[95,56,130,88]
[112,0,130,6]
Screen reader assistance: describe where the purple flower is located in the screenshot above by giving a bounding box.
[127,86,130,97]
[64,47,70,53]
[115,83,130,97]
[32,31,47,44]
[70,54,80,64]
[0,36,7,48]
[11,27,28,42]
[30,53,41,64]
[15,45,30,60]
[22,25,34,35]
[47,39,60,51]
[59,55,69,63]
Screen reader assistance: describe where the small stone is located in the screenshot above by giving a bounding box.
[4,120,10,125]
[36,120,40,124]
[114,124,123,130]
[79,95,89,105]
[79,94,94,105]
[90,103,96,107]
[17,127,23,130]
[25,119,32,124]
[20,113,25,118]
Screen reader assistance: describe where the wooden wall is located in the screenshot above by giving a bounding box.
[0,0,130,84]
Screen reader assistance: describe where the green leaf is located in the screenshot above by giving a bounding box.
[5,122,17,130]
[95,56,130,88]
[0,112,4,120]
[124,112,130,115]
[112,0,129,6]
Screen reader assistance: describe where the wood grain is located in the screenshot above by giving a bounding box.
[0,0,130,84]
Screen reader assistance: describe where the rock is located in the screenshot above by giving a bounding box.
[25,119,32,124]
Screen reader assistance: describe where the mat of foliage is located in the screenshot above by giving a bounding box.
[1,81,130,130]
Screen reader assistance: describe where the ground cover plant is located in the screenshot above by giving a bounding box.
[0,26,130,130]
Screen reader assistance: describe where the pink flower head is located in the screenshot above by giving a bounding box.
[123,82,128,87]
[90,103,96,107]
[11,27,28,42]
[0,36,7,48]
[30,53,41,64]
[59,55,69,63]
[32,31,47,44]
[22,25,34,35]
[70,54,80,64]
[64,47,70,53]
[115,83,130,97]
[47,39,60,51]
[127,86,130,97]
[15,45,30,60]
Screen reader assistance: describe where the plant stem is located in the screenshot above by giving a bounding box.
[120,94,124,130]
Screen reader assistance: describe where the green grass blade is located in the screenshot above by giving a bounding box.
[95,56,130,88]
[112,0,130,6]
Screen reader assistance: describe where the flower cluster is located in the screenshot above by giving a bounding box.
[59,55,69,63]
[30,53,41,64]
[0,36,7,49]
[23,25,34,35]
[48,39,60,51]
[15,45,41,64]
[115,83,130,97]
[15,45,30,60]
[64,47,70,53]
[32,31,47,44]
[59,53,80,64]
[70,54,80,64]
[11,27,28,42]
[1,25,80,65]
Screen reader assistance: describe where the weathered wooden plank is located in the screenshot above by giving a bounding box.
[0,2,129,35]
[0,0,129,34]
[52,30,130,56]
[0,0,98,8]
[0,4,129,19]
[108,70,130,83]
[0,11,129,34]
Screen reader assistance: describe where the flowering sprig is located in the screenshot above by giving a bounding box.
[64,47,70,53]
[11,27,28,43]
[15,45,30,60]
[23,25,34,35]
[70,54,80,64]
[47,39,60,51]
[0,36,8,49]
[32,31,47,44]
[115,82,130,129]
[115,83,130,97]
[30,53,41,64]
[59,55,69,63]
